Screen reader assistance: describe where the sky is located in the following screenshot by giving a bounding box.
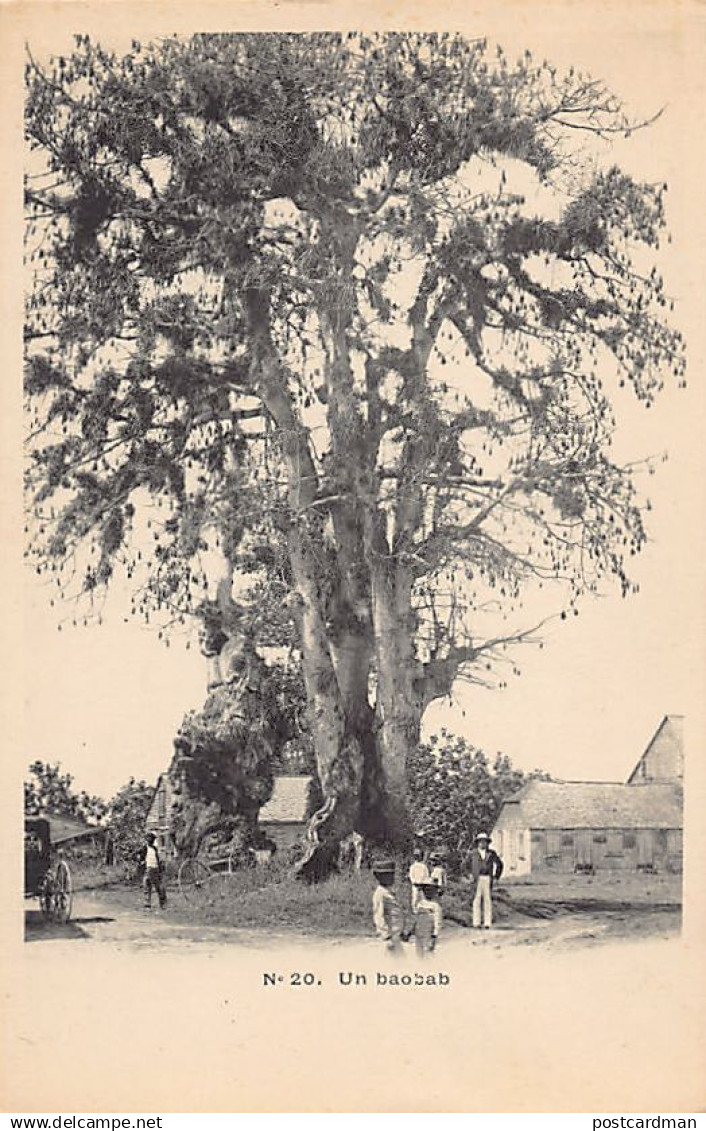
[20,8,706,800]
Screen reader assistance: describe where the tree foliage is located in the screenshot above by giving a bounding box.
[105,777,154,864]
[168,643,306,856]
[25,32,684,861]
[409,732,549,866]
[24,759,107,824]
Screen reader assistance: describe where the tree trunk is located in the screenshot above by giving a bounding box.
[370,560,423,847]
[288,525,365,880]
[244,284,369,879]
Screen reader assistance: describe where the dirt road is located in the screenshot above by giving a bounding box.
[24,887,681,953]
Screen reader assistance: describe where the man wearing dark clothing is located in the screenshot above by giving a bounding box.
[468,832,503,929]
[140,832,167,911]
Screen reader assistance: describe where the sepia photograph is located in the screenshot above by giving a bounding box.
[2,0,705,1115]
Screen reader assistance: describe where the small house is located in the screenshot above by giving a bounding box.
[258,775,312,850]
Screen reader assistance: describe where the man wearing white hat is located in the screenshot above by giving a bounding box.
[468,832,503,929]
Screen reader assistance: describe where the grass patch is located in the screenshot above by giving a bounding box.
[172,868,490,935]
[66,860,135,892]
[186,868,479,936]
[75,859,682,940]
[82,859,387,937]
[185,868,378,936]
[501,872,682,908]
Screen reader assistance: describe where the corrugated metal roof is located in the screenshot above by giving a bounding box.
[497,780,683,830]
[259,776,312,824]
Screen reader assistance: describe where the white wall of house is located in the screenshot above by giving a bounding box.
[493,822,532,876]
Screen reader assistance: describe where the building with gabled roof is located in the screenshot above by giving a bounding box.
[492,716,684,876]
[259,776,312,849]
[144,773,176,855]
[627,714,684,784]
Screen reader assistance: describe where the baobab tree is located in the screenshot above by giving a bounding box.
[24,32,684,874]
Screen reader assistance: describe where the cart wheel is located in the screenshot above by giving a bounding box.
[178,858,212,903]
[53,860,73,924]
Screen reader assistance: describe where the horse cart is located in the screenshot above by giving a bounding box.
[178,842,240,905]
[25,817,73,923]
[177,837,278,905]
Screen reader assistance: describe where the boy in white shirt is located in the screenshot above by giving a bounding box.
[408,847,430,911]
[142,832,167,911]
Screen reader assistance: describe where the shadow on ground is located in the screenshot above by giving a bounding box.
[25,909,116,942]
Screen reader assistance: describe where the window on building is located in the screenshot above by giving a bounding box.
[623,832,636,850]
[546,830,562,856]
[606,831,622,856]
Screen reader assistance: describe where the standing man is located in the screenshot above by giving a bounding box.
[141,832,167,912]
[468,832,503,929]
